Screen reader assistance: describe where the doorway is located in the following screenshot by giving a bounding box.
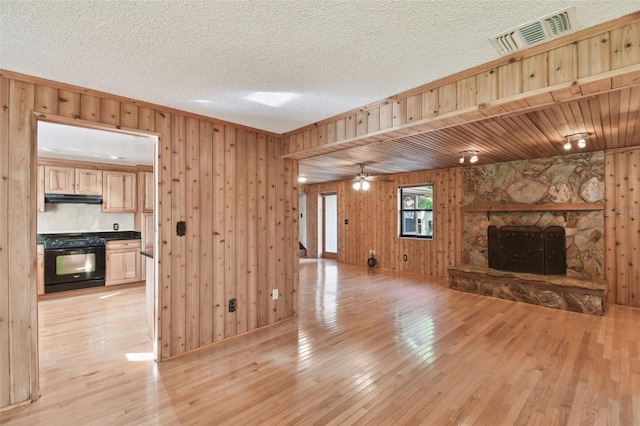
[35,117,159,363]
[321,193,337,259]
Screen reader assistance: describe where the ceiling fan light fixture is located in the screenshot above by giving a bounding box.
[352,163,372,191]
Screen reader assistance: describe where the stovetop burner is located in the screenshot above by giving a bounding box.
[43,234,107,250]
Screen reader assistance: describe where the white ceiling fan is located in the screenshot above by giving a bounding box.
[352,163,373,190]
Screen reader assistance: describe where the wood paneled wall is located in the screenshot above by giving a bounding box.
[605,147,640,307]
[284,17,640,158]
[0,76,37,412]
[301,167,463,277]
[0,73,299,409]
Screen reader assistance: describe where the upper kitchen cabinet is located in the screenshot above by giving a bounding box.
[75,168,103,195]
[103,171,137,213]
[44,166,102,195]
[140,170,154,213]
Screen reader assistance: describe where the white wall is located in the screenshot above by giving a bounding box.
[324,194,337,253]
[37,203,135,233]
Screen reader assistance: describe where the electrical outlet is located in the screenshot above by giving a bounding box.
[272,289,279,300]
[403,254,408,261]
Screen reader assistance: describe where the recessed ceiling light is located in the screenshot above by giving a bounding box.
[40,147,57,152]
[109,155,123,160]
[245,92,299,108]
[298,176,308,183]
[193,99,211,104]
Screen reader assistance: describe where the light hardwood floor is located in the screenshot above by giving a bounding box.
[2,259,639,425]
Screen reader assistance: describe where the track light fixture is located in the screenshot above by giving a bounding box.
[563,133,589,151]
[459,150,479,164]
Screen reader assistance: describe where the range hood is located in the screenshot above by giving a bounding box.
[44,193,103,204]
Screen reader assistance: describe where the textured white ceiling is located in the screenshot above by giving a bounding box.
[1,1,639,134]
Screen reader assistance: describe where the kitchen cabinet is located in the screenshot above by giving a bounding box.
[140,213,154,280]
[37,244,44,296]
[144,252,155,342]
[141,213,154,248]
[106,239,141,285]
[44,166,102,195]
[103,171,137,213]
[137,170,154,279]
[140,171,154,213]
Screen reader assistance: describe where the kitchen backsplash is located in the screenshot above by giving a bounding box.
[38,203,135,233]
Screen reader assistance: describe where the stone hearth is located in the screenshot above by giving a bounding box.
[448,265,606,315]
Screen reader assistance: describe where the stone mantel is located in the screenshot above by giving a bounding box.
[460,203,605,213]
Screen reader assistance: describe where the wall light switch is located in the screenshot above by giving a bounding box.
[176,221,186,236]
[272,289,279,300]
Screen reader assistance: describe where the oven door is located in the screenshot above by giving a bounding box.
[44,247,106,291]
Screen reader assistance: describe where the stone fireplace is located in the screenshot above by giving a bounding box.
[449,152,607,315]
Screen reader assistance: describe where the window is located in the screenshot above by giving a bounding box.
[399,185,433,239]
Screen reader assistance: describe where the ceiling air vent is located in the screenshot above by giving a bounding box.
[490,7,577,55]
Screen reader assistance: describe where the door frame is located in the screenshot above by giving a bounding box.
[33,113,160,364]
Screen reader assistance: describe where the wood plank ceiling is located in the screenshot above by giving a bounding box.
[298,86,640,183]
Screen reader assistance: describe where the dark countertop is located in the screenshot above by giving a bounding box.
[38,231,141,244]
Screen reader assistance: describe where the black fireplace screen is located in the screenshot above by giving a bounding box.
[488,225,566,275]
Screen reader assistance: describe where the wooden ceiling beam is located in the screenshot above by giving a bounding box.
[287,15,640,164]
[288,68,640,162]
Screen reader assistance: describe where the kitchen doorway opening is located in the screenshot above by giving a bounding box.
[35,116,160,377]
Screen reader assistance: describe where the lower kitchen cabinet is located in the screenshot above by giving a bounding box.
[106,239,141,285]
[37,244,44,296]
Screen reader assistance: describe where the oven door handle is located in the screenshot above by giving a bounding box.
[45,247,105,254]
